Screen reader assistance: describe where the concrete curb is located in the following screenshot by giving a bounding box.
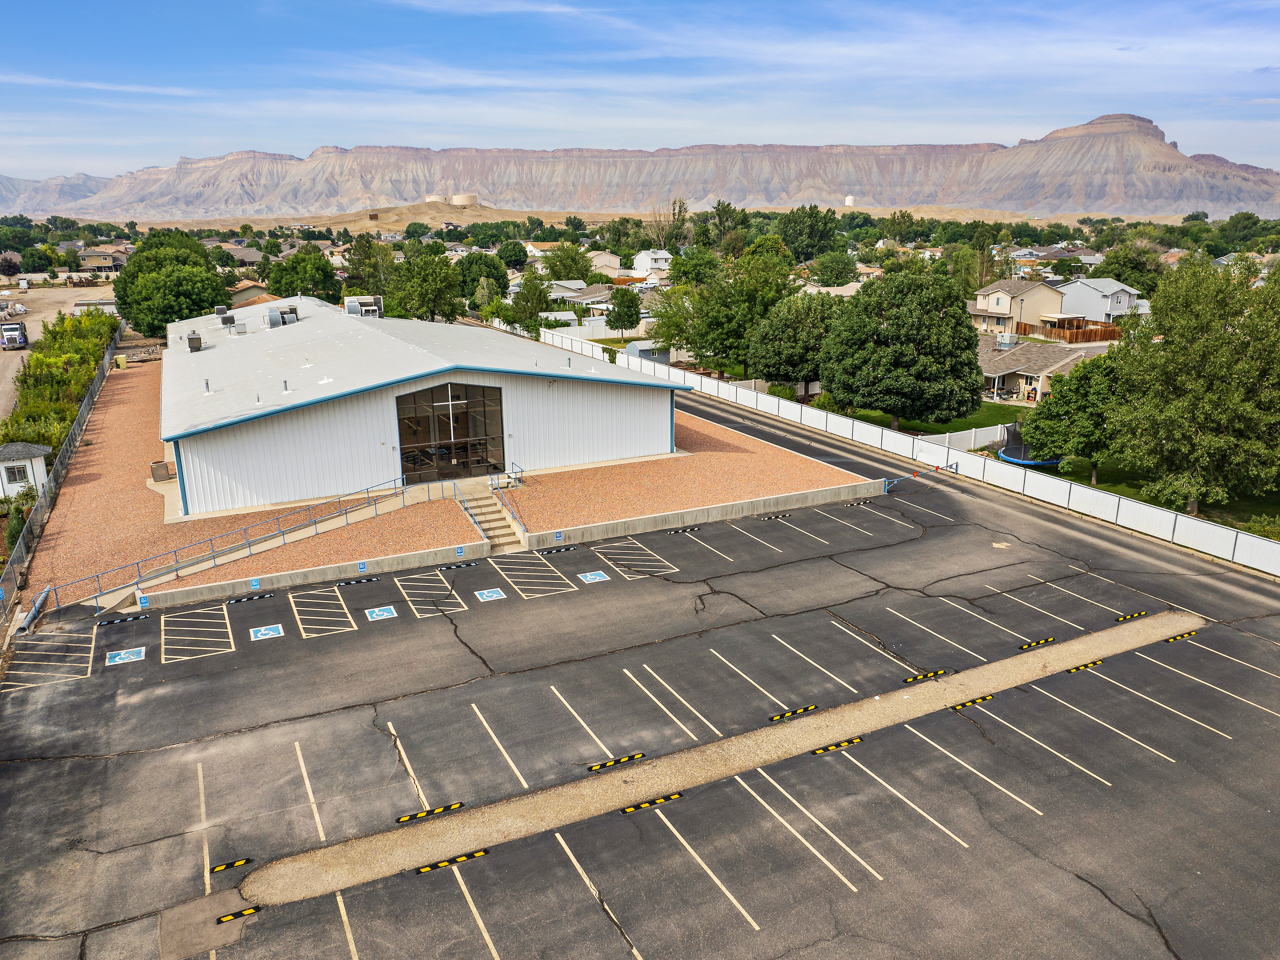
[522,479,884,550]
[240,609,1200,907]
[140,540,490,610]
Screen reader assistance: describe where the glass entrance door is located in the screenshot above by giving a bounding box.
[396,383,504,484]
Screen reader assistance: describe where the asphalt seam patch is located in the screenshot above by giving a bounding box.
[240,609,1201,906]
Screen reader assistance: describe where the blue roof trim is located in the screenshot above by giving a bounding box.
[173,439,190,516]
[162,363,692,442]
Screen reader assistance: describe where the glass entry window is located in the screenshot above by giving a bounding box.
[397,383,505,483]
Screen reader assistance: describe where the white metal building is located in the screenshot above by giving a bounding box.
[161,297,687,516]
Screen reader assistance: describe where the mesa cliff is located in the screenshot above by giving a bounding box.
[5,115,1278,220]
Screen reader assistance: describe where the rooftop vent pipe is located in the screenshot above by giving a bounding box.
[187,333,202,352]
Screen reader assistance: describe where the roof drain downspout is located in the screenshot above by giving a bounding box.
[173,439,190,517]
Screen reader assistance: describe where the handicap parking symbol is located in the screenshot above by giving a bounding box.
[475,588,506,602]
[578,571,611,584]
[250,578,260,591]
[106,647,146,665]
[358,561,367,573]
[365,605,398,621]
[250,624,284,641]
[138,596,150,609]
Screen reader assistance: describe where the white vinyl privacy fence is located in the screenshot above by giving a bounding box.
[571,333,1280,579]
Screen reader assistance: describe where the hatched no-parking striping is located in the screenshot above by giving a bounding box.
[592,537,679,580]
[160,606,235,663]
[1,626,96,693]
[488,552,579,599]
[288,586,358,638]
[395,570,469,618]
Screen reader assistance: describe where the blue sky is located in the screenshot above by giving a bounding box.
[2,0,1279,180]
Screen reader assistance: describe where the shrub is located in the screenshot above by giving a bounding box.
[768,383,797,402]
[6,506,26,553]
[1243,515,1280,541]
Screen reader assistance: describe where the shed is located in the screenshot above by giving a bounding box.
[0,442,51,498]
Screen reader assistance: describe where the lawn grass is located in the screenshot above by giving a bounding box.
[847,402,1024,435]
[1029,457,1280,534]
[587,337,646,348]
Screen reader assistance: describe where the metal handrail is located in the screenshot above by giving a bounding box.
[884,463,959,492]
[488,479,527,534]
[47,473,461,612]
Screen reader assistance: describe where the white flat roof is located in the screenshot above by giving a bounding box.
[161,297,686,441]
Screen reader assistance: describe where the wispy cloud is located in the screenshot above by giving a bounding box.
[0,72,199,97]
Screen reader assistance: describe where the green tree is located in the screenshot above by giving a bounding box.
[63,248,81,273]
[404,222,431,240]
[496,239,528,270]
[689,236,798,378]
[0,258,18,277]
[811,250,855,287]
[607,285,642,333]
[19,248,51,273]
[748,293,838,387]
[710,200,748,240]
[1182,211,1209,223]
[473,276,500,307]
[1109,258,1280,514]
[1022,353,1117,485]
[540,242,592,281]
[668,245,720,287]
[564,215,586,233]
[1088,244,1163,297]
[457,251,510,300]
[777,204,839,262]
[113,232,221,326]
[391,254,462,322]
[209,246,237,269]
[648,285,699,354]
[266,243,341,303]
[819,273,982,431]
[130,265,233,336]
[262,238,282,257]
[238,223,255,239]
[510,273,553,336]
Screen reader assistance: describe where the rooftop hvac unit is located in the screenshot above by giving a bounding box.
[996,332,1019,349]
[235,322,247,335]
[267,307,281,329]
[279,306,299,324]
[187,333,202,352]
[220,312,236,327]
[214,305,227,316]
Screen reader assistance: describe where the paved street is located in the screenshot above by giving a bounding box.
[2,395,1279,959]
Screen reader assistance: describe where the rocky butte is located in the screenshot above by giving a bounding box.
[2,115,1278,220]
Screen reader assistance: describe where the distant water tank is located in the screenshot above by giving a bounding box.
[844,195,855,207]
[424,194,448,203]
[450,193,479,206]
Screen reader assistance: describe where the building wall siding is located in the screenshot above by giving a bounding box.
[178,372,672,514]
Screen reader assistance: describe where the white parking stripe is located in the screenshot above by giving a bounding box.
[892,497,954,522]
[735,776,856,892]
[551,685,614,758]
[904,725,1044,815]
[755,768,883,880]
[624,669,698,741]
[842,753,968,847]
[654,808,760,930]
[777,518,828,544]
[1071,566,1216,622]
[1028,575,1123,614]
[1030,684,1176,762]
[489,553,578,599]
[723,521,783,552]
[471,704,530,789]
[294,742,326,841]
[1186,640,1280,681]
[970,706,1112,785]
[829,620,916,672]
[885,608,988,662]
[395,571,468,617]
[710,648,789,710]
[454,868,502,960]
[642,665,724,737]
[1087,670,1232,739]
[937,597,1030,642]
[686,533,734,561]
[813,508,874,536]
[772,634,857,693]
[983,585,1083,630]
[1133,652,1280,719]
[335,891,361,960]
[860,505,914,528]
[556,833,643,959]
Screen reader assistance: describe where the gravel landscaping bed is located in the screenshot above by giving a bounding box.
[507,411,862,532]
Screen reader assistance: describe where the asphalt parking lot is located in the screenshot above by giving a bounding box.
[2,398,1280,959]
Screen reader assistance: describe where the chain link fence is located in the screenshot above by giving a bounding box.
[0,321,123,630]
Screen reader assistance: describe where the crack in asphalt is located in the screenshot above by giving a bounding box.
[824,609,921,673]
[0,911,158,946]
[437,604,496,676]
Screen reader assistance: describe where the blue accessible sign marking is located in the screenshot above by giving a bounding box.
[106,647,146,665]
[138,596,150,609]
[456,546,464,557]
[578,571,610,584]
[250,578,260,590]
[365,605,398,621]
[358,561,367,573]
[475,588,506,602]
[555,531,563,543]
[250,624,284,641]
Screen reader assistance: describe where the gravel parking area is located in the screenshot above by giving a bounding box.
[25,362,476,604]
[507,411,863,531]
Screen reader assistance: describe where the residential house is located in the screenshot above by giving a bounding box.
[633,249,673,274]
[0,442,51,497]
[976,336,1111,401]
[855,263,884,281]
[800,279,862,298]
[967,280,1067,334]
[79,245,130,273]
[523,241,562,260]
[71,298,118,316]
[1058,277,1143,324]
[218,244,265,269]
[230,279,270,306]
[588,250,621,278]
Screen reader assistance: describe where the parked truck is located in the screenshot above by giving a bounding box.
[1,319,29,350]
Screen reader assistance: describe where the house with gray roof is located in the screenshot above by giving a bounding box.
[976,336,1111,401]
[0,442,51,498]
